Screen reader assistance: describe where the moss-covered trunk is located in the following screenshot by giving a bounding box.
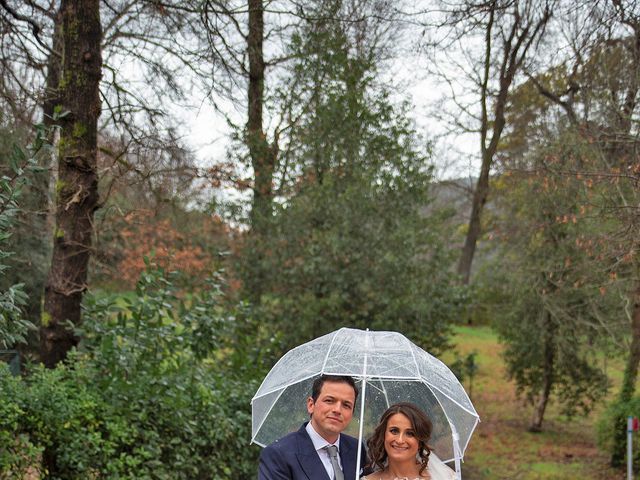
[40,0,102,368]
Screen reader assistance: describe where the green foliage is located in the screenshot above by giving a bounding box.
[0,123,49,349]
[0,362,111,479]
[482,133,626,423]
[240,0,465,355]
[0,264,265,479]
[0,283,30,350]
[450,351,479,399]
[250,162,465,355]
[596,396,640,469]
[0,365,43,478]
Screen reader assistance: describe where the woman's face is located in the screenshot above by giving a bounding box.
[383,413,419,464]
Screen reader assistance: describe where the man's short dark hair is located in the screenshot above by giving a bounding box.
[311,374,359,402]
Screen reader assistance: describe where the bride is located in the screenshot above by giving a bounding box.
[361,402,456,480]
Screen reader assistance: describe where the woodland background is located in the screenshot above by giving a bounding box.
[0,0,639,479]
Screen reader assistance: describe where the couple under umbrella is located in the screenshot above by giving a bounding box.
[251,328,480,480]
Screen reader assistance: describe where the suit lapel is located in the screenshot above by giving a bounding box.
[340,437,356,480]
[296,426,332,480]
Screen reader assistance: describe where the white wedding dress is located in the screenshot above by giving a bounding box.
[361,453,456,480]
[426,453,456,480]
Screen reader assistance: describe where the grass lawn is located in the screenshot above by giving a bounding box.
[443,325,628,480]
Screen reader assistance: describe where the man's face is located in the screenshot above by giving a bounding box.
[307,380,356,443]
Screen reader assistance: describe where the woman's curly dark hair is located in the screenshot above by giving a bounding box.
[365,402,433,476]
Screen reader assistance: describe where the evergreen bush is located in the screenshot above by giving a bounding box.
[596,396,640,470]
[0,265,264,479]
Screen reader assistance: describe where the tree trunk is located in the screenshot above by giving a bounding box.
[611,280,640,466]
[457,152,492,285]
[456,2,502,286]
[247,0,275,234]
[529,309,555,432]
[243,0,277,302]
[455,1,551,285]
[42,9,63,131]
[40,0,102,368]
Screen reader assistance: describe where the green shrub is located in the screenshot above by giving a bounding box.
[0,265,265,479]
[4,363,114,478]
[596,396,640,469]
[0,123,48,350]
[0,365,42,479]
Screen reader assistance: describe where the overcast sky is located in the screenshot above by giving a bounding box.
[178,52,480,185]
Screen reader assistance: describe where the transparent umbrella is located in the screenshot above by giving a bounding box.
[251,328,480,480]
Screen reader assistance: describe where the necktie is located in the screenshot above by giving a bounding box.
[324,445,344,480]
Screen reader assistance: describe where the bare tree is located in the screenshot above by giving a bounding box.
[0,0,221,363]
[428,0,553,284]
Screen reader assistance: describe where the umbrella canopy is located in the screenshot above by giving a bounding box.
[251,327,479,480]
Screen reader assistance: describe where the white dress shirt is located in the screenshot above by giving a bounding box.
[306,422,343,479]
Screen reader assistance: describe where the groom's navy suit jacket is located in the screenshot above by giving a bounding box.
[258,423,367,480]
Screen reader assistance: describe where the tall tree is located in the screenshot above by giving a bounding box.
[40,0,102,367]
[0,0,217,361]
[239,0,279,301]
[487,131,623,431]
[241,0,463,353]
[521,0,640,462]
[235,0,403,300]
[429,0,553,284]
[246,0,278,233]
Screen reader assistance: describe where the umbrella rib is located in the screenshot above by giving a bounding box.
[411,346,479,417]
[408,342,420,374]
[459,416,481,463]
[420,381,480,466]
[419,382,461,465]
[252,372,319,400]
[252,337,325,398]
[320,328,342,374]
[365,379,386,395]
[355,328,370,480]
[250,386,288,446]
[380,377,391,410]
[424,381,479,418]
[407,342,479,457]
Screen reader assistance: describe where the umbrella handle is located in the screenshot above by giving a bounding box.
[355,330,371,479]
[355,378,367,478]
[451,428,462,480]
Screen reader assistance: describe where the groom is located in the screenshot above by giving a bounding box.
[258,374,367,480]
